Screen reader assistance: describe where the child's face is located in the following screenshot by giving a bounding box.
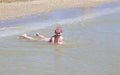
[55,29,62,34]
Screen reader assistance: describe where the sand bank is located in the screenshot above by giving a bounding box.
[0,0,117,20]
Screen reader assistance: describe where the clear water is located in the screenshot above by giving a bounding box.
[0,2,120,75]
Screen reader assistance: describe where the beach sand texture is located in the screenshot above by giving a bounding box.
[0,0,117,20]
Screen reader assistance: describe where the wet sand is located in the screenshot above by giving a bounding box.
[0,0,117,20]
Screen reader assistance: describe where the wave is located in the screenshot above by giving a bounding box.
[0,24,50,37]
[0,2,120,38]
[59,6,120,25]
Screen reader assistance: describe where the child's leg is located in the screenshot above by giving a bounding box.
[35,33,47,39]
[20,34,36,40]
[35,33,50,42]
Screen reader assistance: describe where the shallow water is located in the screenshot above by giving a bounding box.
[0,2,120,75]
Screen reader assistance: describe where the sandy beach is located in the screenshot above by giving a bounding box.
[0,0,117,20]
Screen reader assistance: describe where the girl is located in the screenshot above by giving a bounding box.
[20,26,64,44]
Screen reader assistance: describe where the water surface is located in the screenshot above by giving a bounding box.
[0,2,120,75]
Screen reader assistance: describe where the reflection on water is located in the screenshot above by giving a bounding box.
[54,45,63,75]
[0,2,120,75]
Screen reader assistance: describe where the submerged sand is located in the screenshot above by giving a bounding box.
[0,0,117,20]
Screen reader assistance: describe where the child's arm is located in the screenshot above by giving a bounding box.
[58,37,64,44]
[50,37,55,44]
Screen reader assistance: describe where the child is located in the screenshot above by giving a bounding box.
[20,26,64,44]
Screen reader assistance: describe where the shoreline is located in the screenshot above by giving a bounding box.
[0,0,117,20]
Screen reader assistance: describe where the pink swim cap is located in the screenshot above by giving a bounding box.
[55,26,62,34]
